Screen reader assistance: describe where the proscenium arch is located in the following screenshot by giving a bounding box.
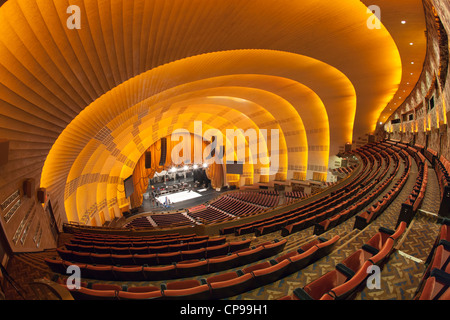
[40,48,388,224]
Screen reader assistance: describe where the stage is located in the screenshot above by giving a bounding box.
[137,175,224,214]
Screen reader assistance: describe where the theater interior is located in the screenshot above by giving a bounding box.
[0,0,449,308]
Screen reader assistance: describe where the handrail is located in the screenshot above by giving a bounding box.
[28,278,74,300]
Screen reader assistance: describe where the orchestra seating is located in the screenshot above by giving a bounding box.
[279,222,406,300]
[54,236,340,300]
[37,139,450,301]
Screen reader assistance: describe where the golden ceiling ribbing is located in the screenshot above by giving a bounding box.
[0,0,426,224]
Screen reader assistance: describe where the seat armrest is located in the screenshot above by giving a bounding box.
[362,244,380,256]
[430,268,450,286]
[293,288,314,300]
[336,263,355,279]
[379,227,395,236]
[438,240,450,251]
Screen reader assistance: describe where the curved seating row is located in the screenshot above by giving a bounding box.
[395,143,428,227]
[65,236,225,255]
[144,213,193,228]
[352,148,410,230]
[188,207,232,224]
[70,231,182,241]
[280,145,389,237]
[219,153,368,237]
[60,236,339,300]
[279,222,406,300]
[57,239,252,266]
[208,195,265,217]
[45,239,288,281]
[69,234,209,248]
[318,146,401,233]
[219,146,379,238]
[227,190,280,208]
[285,191,307,205]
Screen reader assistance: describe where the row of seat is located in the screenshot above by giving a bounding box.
[279,222,406,300]
[414,222,450,300]
[45,239,288,281]
[320,146,400,233]
[280,146,388,237]
[219,146,378,237]
[208,195,265,217]
[227,191,280,208]
[146,213,193,228]
[330,164,357,177]
[352,148,410,230]
[394,143,428,227]
[188,206,232,224]
[57,240,252,267]
[123,217,153,228]
[65,236,225,255]
[285,191,307,205]
[70,231,186,242]
[69,234,209,248]
[60,236,339,300]
[436,154,450,199]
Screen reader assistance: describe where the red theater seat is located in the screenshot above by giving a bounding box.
[68,287,117,300]
[326,260,373,300]
[142,265,177,281]
[162,283,211,300]
[112,266,144,281]
[175,260,208,278]
[207,271,254,299]
[117,290,163,300]
[207,253,240,273]
[127,285,160,293]
[419,269,450,300]
[251,259,290,286]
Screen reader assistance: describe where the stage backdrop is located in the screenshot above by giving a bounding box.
[130,134,226,208]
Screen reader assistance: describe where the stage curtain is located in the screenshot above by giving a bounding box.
[130,151,155,208]
[206,163,224,189]
[130,134,211,207]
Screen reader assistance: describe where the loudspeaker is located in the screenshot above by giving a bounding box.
[344,143,352,152]
[37,188,47,204]
[0,139,9,166]
[145,151,152,169]
[159,138,167,166]
[23,178,35,198]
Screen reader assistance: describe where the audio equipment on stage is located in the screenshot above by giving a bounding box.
[145,151,152,168]
[159,138,167,166]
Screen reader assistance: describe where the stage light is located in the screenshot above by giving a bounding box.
[203,163,208,168]
[183,165,188,171]
[193,164,199,169]
[170,167,177,173]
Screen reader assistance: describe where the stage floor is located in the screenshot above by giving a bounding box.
[137,177,224,214]
[156,190,202,204]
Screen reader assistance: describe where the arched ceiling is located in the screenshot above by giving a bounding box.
[0,0,427,224]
